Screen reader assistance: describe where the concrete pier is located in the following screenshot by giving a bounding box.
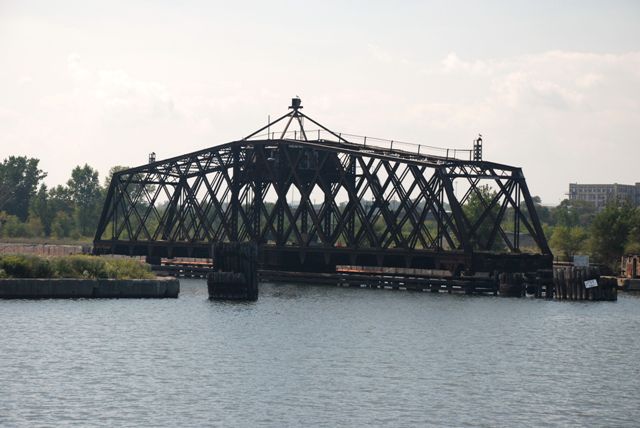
[0,277,179,299]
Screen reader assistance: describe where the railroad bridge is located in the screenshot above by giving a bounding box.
[93,98,552,276]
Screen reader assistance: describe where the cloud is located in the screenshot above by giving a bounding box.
[95,69,174,123]
[494,71,584,110]
[576,73,603,88]
[367,44,393,63]
[63,53,175,125]
[433,50,640,112]
[0,106,20,125]
[18,76,33,86]
[441,52,491,75]
[67,53,90,81]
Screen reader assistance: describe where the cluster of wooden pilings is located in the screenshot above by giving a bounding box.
[553,266,617,301]
[496,271,555,298]
[207,242,258,300]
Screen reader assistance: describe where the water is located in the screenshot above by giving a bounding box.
[1,280,639,427]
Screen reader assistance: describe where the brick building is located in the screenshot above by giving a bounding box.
[568,182,640,210]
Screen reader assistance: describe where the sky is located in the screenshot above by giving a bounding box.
[1,0,639,204]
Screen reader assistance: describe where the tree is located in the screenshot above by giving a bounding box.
[463,184,505,251]
[25,217,44,237]
[0,156,46,221]
[549,226,587,260]
[29,184,53,236]
[48,185,74,215]
[552,199,596,228]
[590,202,635,267]
[51,211,75,238]
[0,213,27,237]
[624,208,640,255]
[67,164,103,236]
[26,184,76,238]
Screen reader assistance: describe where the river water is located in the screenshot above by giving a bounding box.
[1,280,639,427]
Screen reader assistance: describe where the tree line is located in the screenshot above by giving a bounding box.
[542,198,640,268]
[0,156,120,240]
[0,155,638,269]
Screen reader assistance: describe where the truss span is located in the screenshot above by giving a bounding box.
[93,99,552,274]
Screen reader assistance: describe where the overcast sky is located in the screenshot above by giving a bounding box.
[1,0,639,204]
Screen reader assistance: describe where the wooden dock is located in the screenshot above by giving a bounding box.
[259,268,500,295]
[150,258,213,278]
[148,259,619,301]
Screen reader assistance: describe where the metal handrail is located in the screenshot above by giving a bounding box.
[245,128,473,161]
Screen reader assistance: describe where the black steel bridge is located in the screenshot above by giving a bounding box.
[93,98,552,276]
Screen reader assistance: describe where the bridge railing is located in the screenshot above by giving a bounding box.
[246,129,474,161]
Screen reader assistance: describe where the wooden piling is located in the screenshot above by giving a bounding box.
[552,266,616,301]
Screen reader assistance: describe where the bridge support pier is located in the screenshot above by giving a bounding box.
[499,272,525,297]
[207,242,258,301]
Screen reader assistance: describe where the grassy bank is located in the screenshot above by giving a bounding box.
[0,254,155,280]
[0,237,93,246]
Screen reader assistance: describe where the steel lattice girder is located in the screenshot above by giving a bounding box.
[94,136,552,273]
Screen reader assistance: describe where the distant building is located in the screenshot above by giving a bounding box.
[568,182,640,210]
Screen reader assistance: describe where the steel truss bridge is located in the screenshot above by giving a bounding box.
[94,99,552,275]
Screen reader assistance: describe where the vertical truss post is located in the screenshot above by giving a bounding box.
[276,182,285,246]
[253,180,262,242]
[112,188,117,240]
[514,180,521,250]
[437,177,444,250]
[323,182,332,244]
[301,183,308,239]
[231,146,240,241]
[347,156,356,246]
[94,180,116,242]
[252,145,264,243]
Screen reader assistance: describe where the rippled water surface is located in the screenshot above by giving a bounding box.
[1,280,640,427]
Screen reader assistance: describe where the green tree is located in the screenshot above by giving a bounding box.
[0,156,46,221]
[463,184,504,251]
[48,185,74,215]
[0,211,7,231]
[67,164,103,236]
[29,184,54,236]
[51,211,75,238]
[0,213,27,237]
[549,226,587,260]
[552,199,596,228]
[624,208,640,254]
[25,217,44,237]
[590,202,635,267]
